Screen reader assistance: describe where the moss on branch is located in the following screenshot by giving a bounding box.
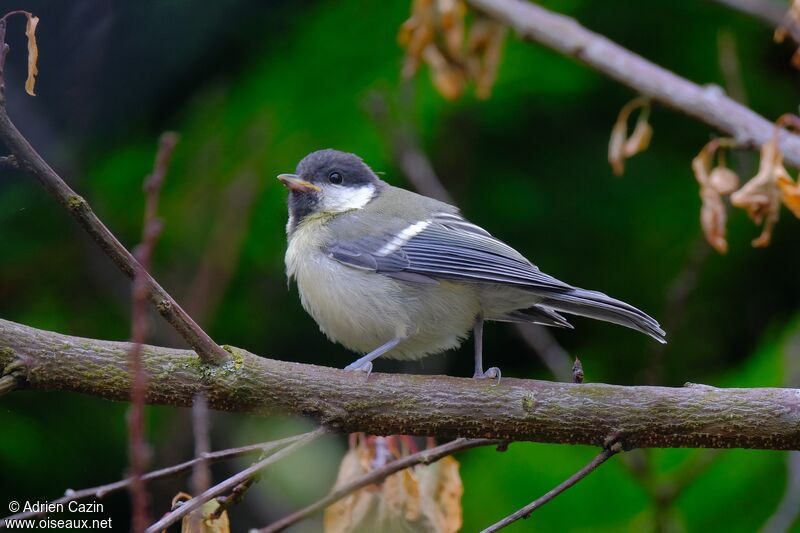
[1,318,799,450]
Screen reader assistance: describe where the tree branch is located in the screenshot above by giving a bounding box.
[0,107,229,365]
[1,318,799,450]
[0,433,310,526]
[480,444,621,532]
[257,438,500,533]
[465,0,800,167]
[145,428,327,533]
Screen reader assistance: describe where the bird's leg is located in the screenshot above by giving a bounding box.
[473,312,501,380]
[344,337,403,375]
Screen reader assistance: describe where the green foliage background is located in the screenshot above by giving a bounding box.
[1,0,799,531]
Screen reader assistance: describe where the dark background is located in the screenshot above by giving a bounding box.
[1,1,799,531]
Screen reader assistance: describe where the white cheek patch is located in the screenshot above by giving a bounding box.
[377,220,431,256]
[320,185,376,213]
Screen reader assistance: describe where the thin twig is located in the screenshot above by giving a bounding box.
[128,133,177,532]
[712,0,800,43]
[515,324,573,382]
[210,476,256,520]
[0,94,228,363]
[191,395,212,496]
[480,443,622,533]
[256,438,500,533]
[465,0,800,167]
[0,434,308,525]
[144,427,328,533]
[363,90,454,203]
[182,171,260,326]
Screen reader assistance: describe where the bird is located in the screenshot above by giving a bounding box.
[279,149,665,378]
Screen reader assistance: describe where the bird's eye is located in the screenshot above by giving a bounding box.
[328,171,343,184]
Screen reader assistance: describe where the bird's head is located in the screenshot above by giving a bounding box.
[278,149,382,232]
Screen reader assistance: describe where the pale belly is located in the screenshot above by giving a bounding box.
[288,248,481,360]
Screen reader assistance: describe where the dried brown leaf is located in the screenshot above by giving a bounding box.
[709,166,740,195]
[324,437,463,533]
[608,119,628,177]
[731,138,784,248]
[700,186,729,254]
[692,140,738,253]
[418,456,463,533]
[171,493,230,533]
[422,44,464,100]
[399,0,436,79]
[608,98,651,176]
[622,114,652,157]
[467,18,507,99]
[778,171,800,218]
[437,0,465,60]
[24,15,39,96]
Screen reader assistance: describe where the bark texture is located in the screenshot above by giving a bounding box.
[1,319,798,450]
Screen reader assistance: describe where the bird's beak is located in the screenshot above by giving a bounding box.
[277,174,321,193]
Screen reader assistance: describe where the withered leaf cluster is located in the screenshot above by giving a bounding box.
[608,97,653,176]
[325,435,463,533]
[692,138,740,254]
[399,0,507,100]
[1,11,39,96]
[171,492,230,533]
[693,115,800,253]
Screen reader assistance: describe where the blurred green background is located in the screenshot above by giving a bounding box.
[1,0,799,531]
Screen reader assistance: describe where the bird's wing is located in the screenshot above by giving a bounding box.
[327,212,573,291]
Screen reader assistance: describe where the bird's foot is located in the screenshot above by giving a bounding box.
[344,361,373,376]
[473,366,501,382]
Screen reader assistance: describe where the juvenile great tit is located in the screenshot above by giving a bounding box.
[279,149,665,378]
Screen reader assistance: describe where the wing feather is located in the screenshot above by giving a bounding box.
[327,212,571,292]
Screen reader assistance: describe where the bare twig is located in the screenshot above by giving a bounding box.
[712,0,787,26]
[621,447,722,530]
[363,90,454,203]
[186,395,213,530]
[713,0,800,50]
[209,476,256,521]
[182,171,260,326]
[571,357,584,384]
[516,324,573,382]
[145,427,328,533]
[480,443,622,533]
[465,0,800,167]
[128,132,178,532]
[0,97,228,363]
[256,438,500,533]
[191,395,212,495]
[2,318,800,450]
[0,433,310,525]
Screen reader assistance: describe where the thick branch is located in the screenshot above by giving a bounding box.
[1,319,799,450]
[465,0,800,167]
[0,107,229,364]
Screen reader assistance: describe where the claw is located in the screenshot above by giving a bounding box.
[473,366,501,382]
[344,361,373,376]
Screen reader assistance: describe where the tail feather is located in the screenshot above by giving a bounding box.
[493,305,574,329]
[539,288,666,343]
